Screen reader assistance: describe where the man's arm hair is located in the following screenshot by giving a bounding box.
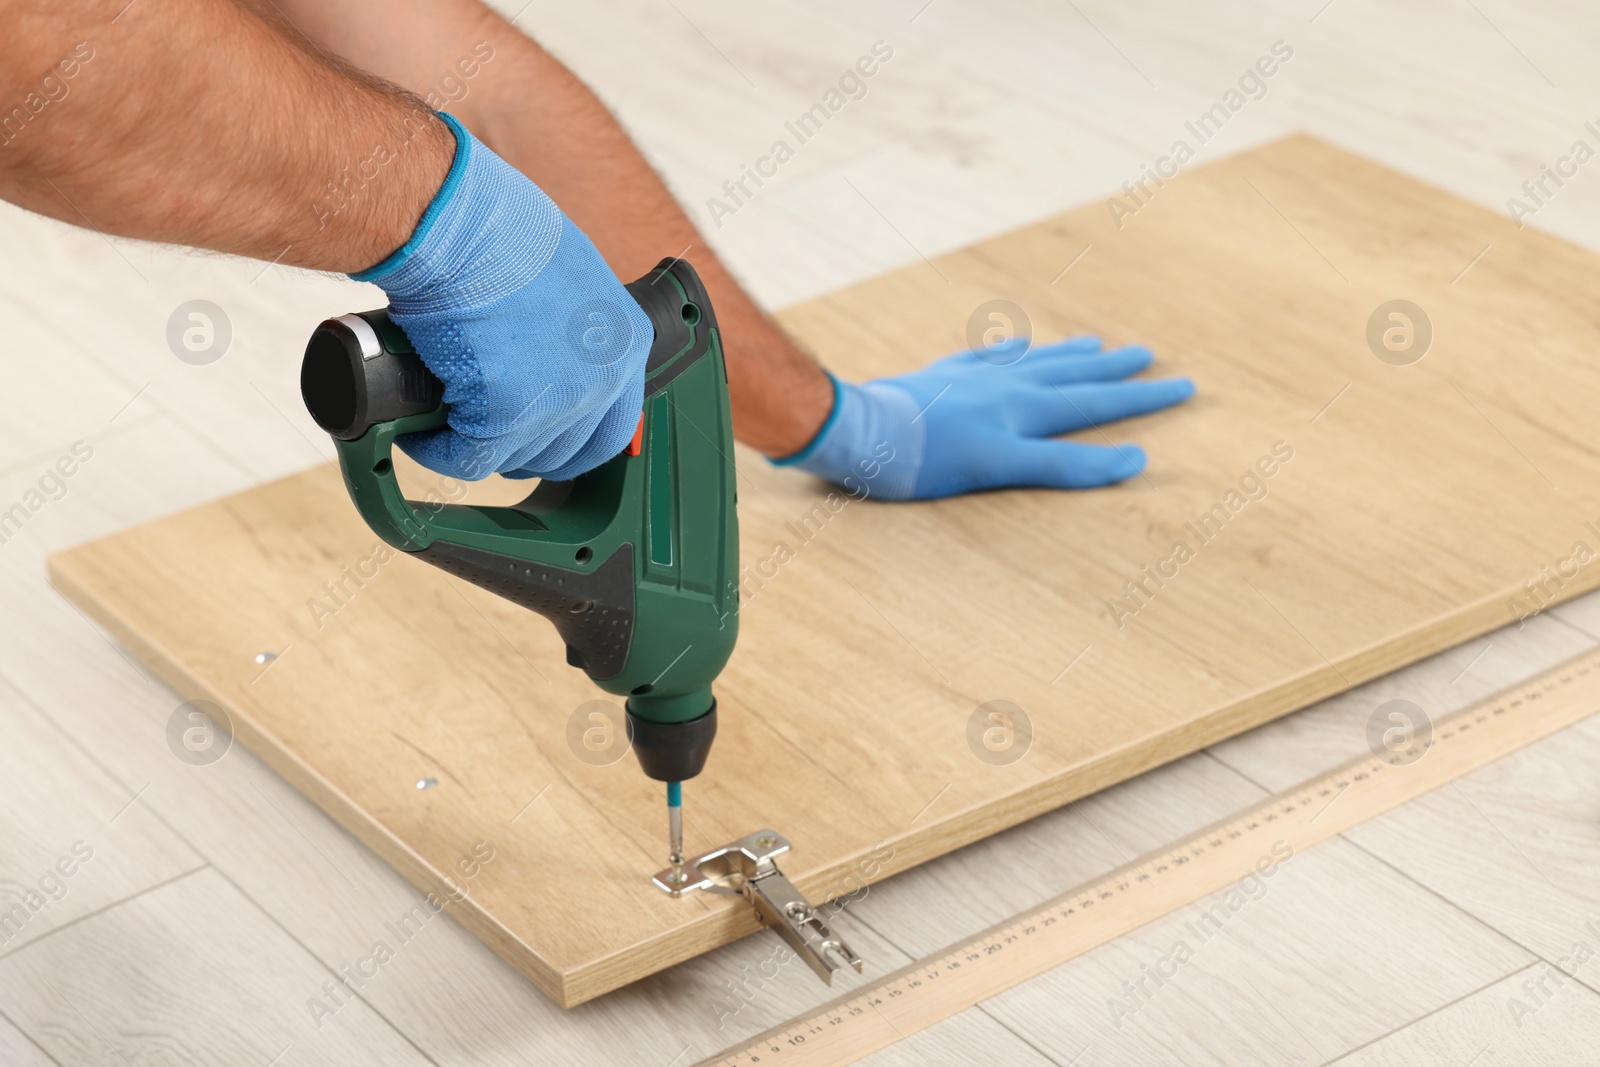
[0,0,452,272]
[263,0,834,456]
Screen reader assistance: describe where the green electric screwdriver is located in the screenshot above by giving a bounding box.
[299,258,738,886]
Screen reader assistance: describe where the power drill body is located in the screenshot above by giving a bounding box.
[300,259,738,784]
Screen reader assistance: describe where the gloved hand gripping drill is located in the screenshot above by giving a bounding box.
[300,115,737,886]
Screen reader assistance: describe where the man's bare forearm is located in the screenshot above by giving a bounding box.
[0,0,451,272]
[266,0,833,456]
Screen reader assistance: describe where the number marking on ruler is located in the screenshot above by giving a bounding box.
[698,649,1600,1067]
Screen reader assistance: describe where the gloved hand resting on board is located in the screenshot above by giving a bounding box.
[773,336,1195,500]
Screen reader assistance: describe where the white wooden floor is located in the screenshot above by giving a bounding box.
[5,0,1600,1063]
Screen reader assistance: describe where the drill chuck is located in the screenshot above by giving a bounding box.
[627,698,717,782]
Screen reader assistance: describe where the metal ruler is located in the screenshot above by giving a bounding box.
[699,648,1600,1067]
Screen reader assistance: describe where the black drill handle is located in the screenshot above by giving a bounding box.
[301,313,445,441]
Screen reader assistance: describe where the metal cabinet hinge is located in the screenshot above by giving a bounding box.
[654,829,864,984]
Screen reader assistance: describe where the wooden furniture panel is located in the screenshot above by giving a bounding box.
[47,136,1600,1005]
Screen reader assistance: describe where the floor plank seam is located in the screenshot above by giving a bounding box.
[1546,609,1600,645]
[0,411,163,483]
[1338,794,1590,962]
[973,1002,1077,1067]
[6,264,282,483]
[0,292,146,399]
[1198,747,1274,797]
[150,395,269,486]
[0,1001,65,1067]
[0,862,211,965]
[204,863,446,1067]
[3,664,157,805]
[1317,962,1539,1067]
[3,658,229,888]
[1335,834,1590,993]
[5,661,448,1060]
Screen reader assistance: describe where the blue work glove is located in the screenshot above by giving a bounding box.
[352,113,652,482]
[774,337,1195,499]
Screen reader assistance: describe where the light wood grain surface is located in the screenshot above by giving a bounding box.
[1332,968,1600,1066]
[45,132,1600,1007]
[8,0,1600,1061]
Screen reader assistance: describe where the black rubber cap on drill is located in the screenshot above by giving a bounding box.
[626,701,717,782]
[301,314,443,441]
